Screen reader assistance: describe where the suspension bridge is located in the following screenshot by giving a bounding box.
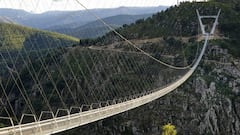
[0,1,220,134]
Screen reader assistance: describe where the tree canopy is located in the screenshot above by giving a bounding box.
[162,123,177,135]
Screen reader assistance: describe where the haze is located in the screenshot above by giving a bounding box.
[0,0,205,13]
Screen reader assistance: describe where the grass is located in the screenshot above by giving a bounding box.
[0,23,79,50]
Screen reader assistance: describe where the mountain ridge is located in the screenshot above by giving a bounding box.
[49,14,153,38]
[0,16,16,24]
[0,6,168,29]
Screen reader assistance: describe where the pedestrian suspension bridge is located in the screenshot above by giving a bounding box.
[0,1,220,134]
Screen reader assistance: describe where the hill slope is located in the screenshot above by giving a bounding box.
[0,23,79,50]
[0,16,15,24]
[85,1,239,57]
[58,1,240,135]
[49,14,152,38]
[0,6,167,29]
[115,2,239,38]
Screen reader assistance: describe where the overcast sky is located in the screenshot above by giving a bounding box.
[0,0,205,13]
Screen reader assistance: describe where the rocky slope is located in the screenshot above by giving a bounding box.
[58,42,240,135]
[58,1,240,134]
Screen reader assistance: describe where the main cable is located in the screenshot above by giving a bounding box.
[74,0,192,70]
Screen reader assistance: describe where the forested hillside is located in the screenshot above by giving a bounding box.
[0,23,79,50]
[117,1,240,38]
[0,0,240,134]
[79,1,239,57]
[62,1,240,135]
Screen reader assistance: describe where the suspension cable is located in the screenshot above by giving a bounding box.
[75,0,193,70]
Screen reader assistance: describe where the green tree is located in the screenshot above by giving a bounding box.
[162,123,177,135]
[0,123,4,128]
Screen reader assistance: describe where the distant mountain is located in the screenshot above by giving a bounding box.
[49,14,152,38]
[0,8,31,19]
[0,6,167,29]
[0,23,79,50]
[0,16,15,24]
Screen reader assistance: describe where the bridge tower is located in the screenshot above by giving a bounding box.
[196,9,221,36]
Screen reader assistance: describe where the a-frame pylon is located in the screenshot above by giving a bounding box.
[196,9,221,36]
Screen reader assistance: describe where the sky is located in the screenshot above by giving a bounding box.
[0,0,205,13]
